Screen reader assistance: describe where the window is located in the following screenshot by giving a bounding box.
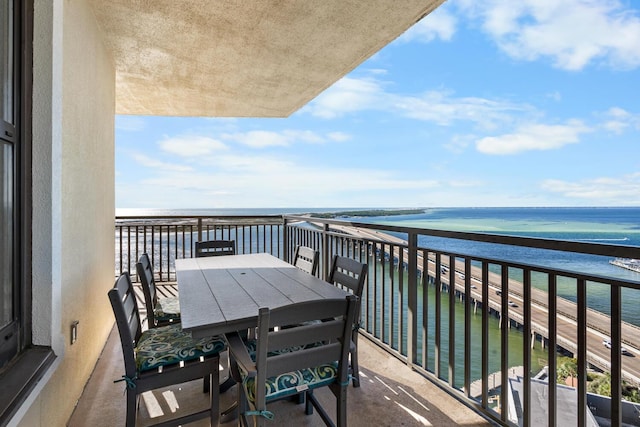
[0,1,51,423]
[0,0,18,370]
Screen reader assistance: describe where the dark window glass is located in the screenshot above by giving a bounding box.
[1,0,13,126]
[0,142,11,328]
[0,0,17,368]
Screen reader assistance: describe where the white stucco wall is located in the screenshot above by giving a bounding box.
[15,0,116,425]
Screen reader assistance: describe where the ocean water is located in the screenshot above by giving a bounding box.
[359,206,640,326]
[119,206,640,280]
[361,206,640,278]
[118,206,640,323]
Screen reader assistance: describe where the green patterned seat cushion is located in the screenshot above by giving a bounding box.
[243,339,320,358]
[154,296,181,322]
[242,362,339,403]
[136,324,225,372]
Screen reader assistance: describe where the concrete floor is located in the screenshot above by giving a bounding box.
[69,284,493,426]
[68,325,494,427]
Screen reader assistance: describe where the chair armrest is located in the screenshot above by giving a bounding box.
[225,332,257,377]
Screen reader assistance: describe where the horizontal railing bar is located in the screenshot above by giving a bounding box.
[116,215,284,221]
[283,214,640,259]
[320,227,640,290]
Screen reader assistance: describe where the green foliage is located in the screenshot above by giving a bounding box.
[582,371,640,403]
[556,357,577,382]
[587,372,611,397]
[625,387,640,403]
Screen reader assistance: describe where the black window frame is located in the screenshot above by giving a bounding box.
[0,0,55,423]
[0,0,22,370]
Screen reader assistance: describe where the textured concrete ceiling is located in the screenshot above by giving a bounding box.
[91,0,445,118]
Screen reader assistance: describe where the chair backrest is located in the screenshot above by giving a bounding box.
[108,272,143,378]
[136,253,158,325]
[293,245,319,276]
[253,295,358,405]
[327,255,368,300]
[195,240,236,257]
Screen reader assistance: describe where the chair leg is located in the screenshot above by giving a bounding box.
[305,390,314,415]
[210,365,220,427]
[237,383,249,427]
[292,392,304,404]
[336,385,348,427]
[204,373,210,393]
[125,387,137,427]
[351,333,360,387]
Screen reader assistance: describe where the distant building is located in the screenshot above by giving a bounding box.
[509,373,640,426]
[508,376,600,426]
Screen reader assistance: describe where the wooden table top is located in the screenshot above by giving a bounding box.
[176,253,348,338]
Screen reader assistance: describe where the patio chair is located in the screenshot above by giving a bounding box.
[293,245,319,275]
[327,255,368,388]
[195,239,236,257]
[226,295,359,427]
[108,272,225,426]
[136,253,180,328]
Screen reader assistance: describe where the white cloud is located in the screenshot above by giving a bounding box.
[443,134,474,153]
[222,129,346,148]
[305,76,529,129]
[131,153,193,172]
[476,120,591,155]
[159,136,228,157]
[600,107,640,134]
[541,172,640,204]
[327,132,351,142]
[136,154,441,207]
[399,6,457,43]
[449,179,484,188]
[368,68,389,75]
[394,91,527,129]
[223,130,293,148]
[546,91,562,102]
[303,77,385,118]
[457,0,640,71]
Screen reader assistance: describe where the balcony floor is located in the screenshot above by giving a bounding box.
[69,286,492,426]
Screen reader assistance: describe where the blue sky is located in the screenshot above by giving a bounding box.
[116,0,640,209]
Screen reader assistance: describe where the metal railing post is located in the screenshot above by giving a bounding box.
[283,216,290,263]
[322,223,330,281]
[407,232,418,366]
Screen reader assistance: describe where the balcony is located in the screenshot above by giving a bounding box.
[80,213,640,426]
[70,287,489,426]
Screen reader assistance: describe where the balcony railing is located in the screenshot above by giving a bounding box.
[115,215,285,281]
[115,214,640,427]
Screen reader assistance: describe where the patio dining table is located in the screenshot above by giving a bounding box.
[175,252,349,338]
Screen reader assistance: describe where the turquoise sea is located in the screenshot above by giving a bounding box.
[119,205,640,281]
[119,205,640,277]
[119,206,640,319]
[356,207,640,326]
